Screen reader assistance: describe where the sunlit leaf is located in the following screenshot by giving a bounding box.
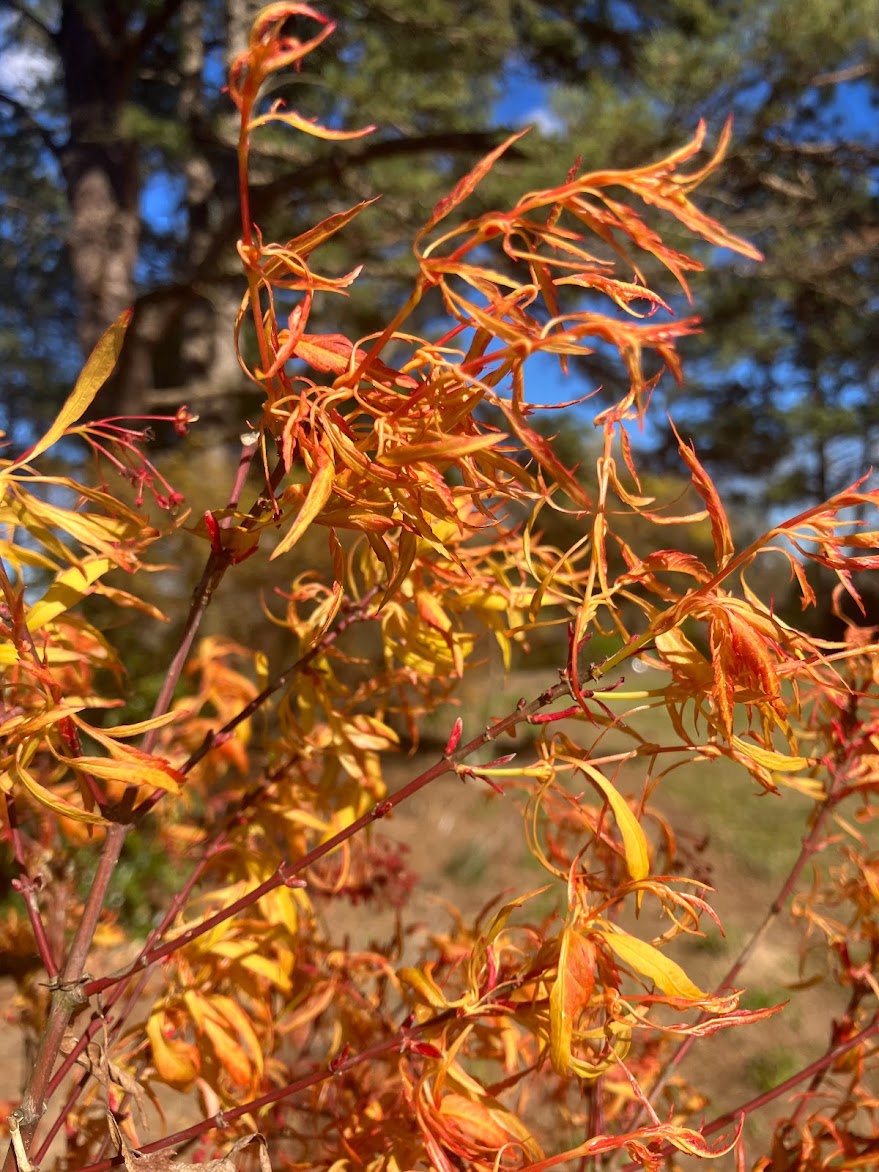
[550,927,596,1074]
[27,558,116,632]
[569,760,649,881]
[730,736,811,773]
[598,928,705,999]
[12,750,108,825]
[11,310,130,468]
[271,440,335,559]
[146,1013,199,1090]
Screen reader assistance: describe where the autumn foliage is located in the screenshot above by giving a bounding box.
[2,6,878,1171]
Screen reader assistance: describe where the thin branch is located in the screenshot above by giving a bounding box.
[3,794,59,980]
[132,129,526,318]
[137,449,287,765]
[83,676,572,998]
[699,1012,879,1143]
[36,847,220,1163]
[811,61,876,87]
[0,92,63,160]
[5,1,57,44]
[76,1006,460,1172]
[126,0,189,63]
[2,448,290,1172]
[634,692,863,1126]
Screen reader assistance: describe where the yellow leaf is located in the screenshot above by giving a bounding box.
[249,107,374,140]
[201,1013,252,1087]
[27,557,115,632]
[399,964,455,1010]
[599,928,705,999]
[90,710,182,739]
[12,310,130,468]
[416,590,452,633]
[0,645,88,666]
[211,994,265,1076]
[550,927,596,1075]
[240,952,293,994]
[730,735,810,773]
[379,432,505,465]
[654,627,713,685]
[69,755,182,794]
[13,750,107,825]
[271,441,335,559]
[569,760,649,882]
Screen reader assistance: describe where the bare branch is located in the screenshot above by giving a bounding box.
[126,0,189,61]
[5,1,57,44]
[0,90,63,159]
[811,61,876,87]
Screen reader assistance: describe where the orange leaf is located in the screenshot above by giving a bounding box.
[672,421,733,567]
[379,432,505,465]
[550,928,596,1074]
[425,130,528,232]
[147,1015,199,1090]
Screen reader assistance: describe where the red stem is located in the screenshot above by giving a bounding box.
[3,794,60,979]
[75,1007,458,1172]
[633,692,862,1125]
[83,677,572,999]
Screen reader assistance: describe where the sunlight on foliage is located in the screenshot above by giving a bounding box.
[1,6,878,1172]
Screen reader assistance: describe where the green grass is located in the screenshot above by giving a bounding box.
[444,843,490,887]
[746,1047,801,1093]
[740,986,789,1012]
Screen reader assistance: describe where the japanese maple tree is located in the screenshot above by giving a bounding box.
[1,6,877,1171]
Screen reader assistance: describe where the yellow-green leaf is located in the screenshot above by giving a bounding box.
[730,735,811,773]
[571,759,649,881]
[12,752,107,825]
[12,310,131,467]
[27,557,115,632]
[599,928,705,999]
[271,443,335,560]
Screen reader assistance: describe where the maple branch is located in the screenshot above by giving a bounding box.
[699,1011,879,1143]
[2,447,289,1171]
[3,794,59,980]
[83,676,573,998]
[137,445,286,767]
[620,1013,879,1172]
[75,1006,460,1172]
[634,691,863,1126]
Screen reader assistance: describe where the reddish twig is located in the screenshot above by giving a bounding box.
[83,676,572,999]
[3,793,60,980]
[633,692,863,1127]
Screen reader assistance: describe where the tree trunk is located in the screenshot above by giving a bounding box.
[58,3,140,363]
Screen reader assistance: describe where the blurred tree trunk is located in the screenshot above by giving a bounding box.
[58,2,140,359]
